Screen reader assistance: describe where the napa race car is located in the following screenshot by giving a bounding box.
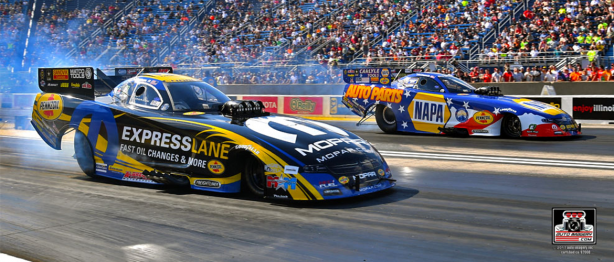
[342,68,581,137]
[31,67,395,200]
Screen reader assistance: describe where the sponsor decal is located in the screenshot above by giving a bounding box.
[121,127,230,159]
[339,176,349,184]
[95,163,107,173]
[357,171,378,182]
[60,83,69,88]
[359,183,383,192]
[183,111,204,115]
[37,93,63,120]
[283,165,299,174]
[473,111,494,125]
[273,194,289,199]
[85,68,92,79]
[572,98,614,120]
[194,179,221,188]
[207,160,225,175]
[323,189,342,196]
[318,180,337,188]
[554,131,563,135]
[500,108,517,113]
[264,164,283,173]
[70,68,85,79]
[242,96,278,113]
[283,97,323,114]
[40,80,46,87]
[82,82,92,89]
[70,82,80,88]
[529,124,537,131]
[413,99,446,124]
[344,84,403,103]
[108,165,124,173]
[377,169,385,177]
[455,108,468,122]
[46,83,58,87]
[522,97,561,109]
[553,208,596,245]
[560,125,566,131]
[315,147,372,163]
[295,137,370,156]
[234,144,260,155]
[381,68,390,77]
[122,171,151,182]
[52,69,69,80]
[266,174,297,191]
[472,129,489,133]
[379,77,390,85]
[552,124,558,130]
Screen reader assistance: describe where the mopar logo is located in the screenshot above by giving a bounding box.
[194,179,221,188]
[358,171,377,180]
[295,138,370,156]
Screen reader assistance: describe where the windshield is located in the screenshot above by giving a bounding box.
[439,76,475,94]
[166,81,230,111]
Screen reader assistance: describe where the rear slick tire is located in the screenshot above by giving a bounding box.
[74,131,97,177]
[375,105,397,133]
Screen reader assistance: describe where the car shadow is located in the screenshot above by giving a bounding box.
[73,175,417,208]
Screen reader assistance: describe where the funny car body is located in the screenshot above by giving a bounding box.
[342,68,581,137]
[31,67,395,200]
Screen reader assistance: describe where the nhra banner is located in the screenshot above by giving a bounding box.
[283,97,323,115]
[38,67,95,100]
[329,96,354,115]
[242,96,279,113]
[572,98,614,120]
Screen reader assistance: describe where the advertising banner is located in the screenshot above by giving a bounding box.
[572,98,614,120]
[329,96,354,115]
[283,97,323,115]
[242,96,279,113]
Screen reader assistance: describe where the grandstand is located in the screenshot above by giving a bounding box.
[1,0,612,92]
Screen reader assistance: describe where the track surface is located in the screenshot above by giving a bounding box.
[1,125,614,261]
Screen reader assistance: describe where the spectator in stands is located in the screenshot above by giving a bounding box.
[569,68,582,82]
[483,69,492,83]
[502,68,513,82]
[512,67,523,82]
[491,67,502,82]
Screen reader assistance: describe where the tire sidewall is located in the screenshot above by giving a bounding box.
[74,131,97,177]
[375,105,397,133]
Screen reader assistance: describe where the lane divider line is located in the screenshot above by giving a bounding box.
[379,150,614,170]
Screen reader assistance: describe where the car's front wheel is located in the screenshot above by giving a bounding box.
[244,156,265,197]
[74,131,97,177]
[375,105,397,133]
[501,114,522,138]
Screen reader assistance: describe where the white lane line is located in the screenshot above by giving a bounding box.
[0,254,30,262]
[380,150,614,170]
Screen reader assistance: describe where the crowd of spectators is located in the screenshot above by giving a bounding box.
[1,0,28,70]
[483,0,613,62]
[187,66,343,85]
[454,62,614,82]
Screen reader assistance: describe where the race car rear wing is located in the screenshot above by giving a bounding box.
[37,66,173,100]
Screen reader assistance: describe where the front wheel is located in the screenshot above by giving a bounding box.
[74,131,97,177]
[375,105,397,133]
[501,114,522,138]
[244,156,265,197]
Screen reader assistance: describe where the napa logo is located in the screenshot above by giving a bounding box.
[473,111,494,125]
[455,108,468,122]
[37,93,63,120]
[412,99,446,124]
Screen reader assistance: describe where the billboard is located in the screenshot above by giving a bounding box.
[242,96,279,113]
[329,96,354,115]
[572,98,614,120]
[283,97,323,115]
